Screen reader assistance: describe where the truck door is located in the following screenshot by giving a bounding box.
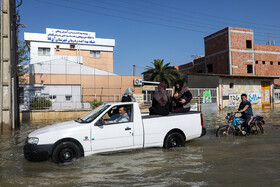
[91,104,134,152]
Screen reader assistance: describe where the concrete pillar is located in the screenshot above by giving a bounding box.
[0,0,19,131]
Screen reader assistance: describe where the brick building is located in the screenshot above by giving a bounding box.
[177,27,280,86]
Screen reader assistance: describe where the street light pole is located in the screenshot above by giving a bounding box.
[133,65,135,76]
[0,0,19,131]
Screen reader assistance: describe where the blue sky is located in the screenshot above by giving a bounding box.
[19,0,280,76]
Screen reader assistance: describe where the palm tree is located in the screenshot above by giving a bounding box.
[143,59,181,87]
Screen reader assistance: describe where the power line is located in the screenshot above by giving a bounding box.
[115,0,280,36]
[65,0,220,31]
[34,0,211,34]
[88,0,226,31]
[139,0,280,30]
[32,0,280,43]
[88,0,280,38]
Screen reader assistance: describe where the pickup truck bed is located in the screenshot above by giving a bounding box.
[142,111,201,119]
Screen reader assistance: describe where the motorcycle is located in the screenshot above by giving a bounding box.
[216,112,265,137]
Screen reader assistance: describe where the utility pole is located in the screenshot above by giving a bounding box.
[1,0,19,131]
[133,65,135,76]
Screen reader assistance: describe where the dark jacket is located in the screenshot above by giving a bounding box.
[149,97,172,116]
[121,95,132,102]
[173,90,192,109]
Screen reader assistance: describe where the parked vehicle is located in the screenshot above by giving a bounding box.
[24,102,206,164]
[216,112,264,137]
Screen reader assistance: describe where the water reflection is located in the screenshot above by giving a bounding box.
[0,109,280,186]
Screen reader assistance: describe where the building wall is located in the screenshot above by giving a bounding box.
[230,30,253,50]
[55,49,113,72]
[219,77,273,109]
[231,52,253,75]
[254,45,280,80]
[204,28,229,56]
[25,28,115,72]
[188,75,219,88]
[21,73,142,102]
[206,53,229,74]
[20,84,84,110]
[177,27,280,86]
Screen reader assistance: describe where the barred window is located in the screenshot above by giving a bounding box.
[38,48,50,56]
[90,51,100,58]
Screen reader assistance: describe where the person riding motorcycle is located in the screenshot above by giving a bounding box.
[234,93,253,135]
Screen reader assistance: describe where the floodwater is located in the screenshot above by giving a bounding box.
[1,109,280,187]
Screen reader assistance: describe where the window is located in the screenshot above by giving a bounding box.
[49,95,56,102]
[207,64,213,73]
[255,61,258,64]
[65,95,72,101]
[246,40,252,49]
[197,70,203,73]
[247,65,253,73]
[229,83,234,89]
[56,45,60,51]
[270,61,273,65]
[38,48,50,56]
[90,51,100,58]
[101,105,133,124]
[70,44,75,49]
[262,61,265,64]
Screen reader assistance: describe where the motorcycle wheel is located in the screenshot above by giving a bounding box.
[216,125,235,137]
[250,122,264,135]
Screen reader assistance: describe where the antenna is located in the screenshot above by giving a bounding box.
[267,33,271,45]
[191,55,204,59]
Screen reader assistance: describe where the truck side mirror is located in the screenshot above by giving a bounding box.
[95,118,104,126]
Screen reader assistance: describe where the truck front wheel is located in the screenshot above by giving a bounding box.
[164,132,185,148]
[52,141,81,164]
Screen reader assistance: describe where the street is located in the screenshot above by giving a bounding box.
[0,108,280,186]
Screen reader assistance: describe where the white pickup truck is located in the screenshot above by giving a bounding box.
[24,102,206,164]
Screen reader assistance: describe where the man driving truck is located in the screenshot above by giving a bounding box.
[105,106,129,124]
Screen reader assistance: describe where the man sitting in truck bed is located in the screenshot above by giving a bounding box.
[105,106,130,124]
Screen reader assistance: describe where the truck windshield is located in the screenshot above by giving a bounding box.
[76,104,110,123]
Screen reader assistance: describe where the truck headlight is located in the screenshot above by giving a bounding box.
[27,137,39,144]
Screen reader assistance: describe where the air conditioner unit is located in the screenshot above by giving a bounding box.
[133,79,142,86]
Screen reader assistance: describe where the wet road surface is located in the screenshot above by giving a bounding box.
[0,109,280,186]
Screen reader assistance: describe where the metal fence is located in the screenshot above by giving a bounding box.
[82,94,120,103]
[19,94,121,111]
[19,88,218,111]
[189,88,217,104]
[143,94,152,102]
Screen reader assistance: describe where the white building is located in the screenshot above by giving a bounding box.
[21,28,142,111]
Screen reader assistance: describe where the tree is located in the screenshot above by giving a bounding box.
[180,71,188,85]
[17,39,29,77]
[143,59,181,87]
[0,21,28,78]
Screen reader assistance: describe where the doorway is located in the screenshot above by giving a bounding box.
[261,81,271,108]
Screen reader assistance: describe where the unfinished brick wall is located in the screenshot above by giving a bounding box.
[177,27,280,86]
[205,31,228,56]
[206,53,229,74]
[230,32,253,50]
[254,53,280,76]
